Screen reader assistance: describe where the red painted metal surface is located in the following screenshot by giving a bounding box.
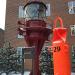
[52,17,71,75]
[18,20,52,75]
[25,20,52,75]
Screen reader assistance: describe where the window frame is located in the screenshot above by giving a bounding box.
[17,47,25,64]
[68,1,75,14]
[72,45,75,63]
[70,25,75,36]
[17,34,24,39]
[17,47,25,55]
[46,4,50,16]
[18,6,25,18]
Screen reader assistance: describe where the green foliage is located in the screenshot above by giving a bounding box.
[0,42,22,74]
[39,47,53,74]
[56,20,61,27]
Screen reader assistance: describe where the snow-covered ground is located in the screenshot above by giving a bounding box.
[1,71,30,75]
[1,72,75,75]
[71,72,75,75]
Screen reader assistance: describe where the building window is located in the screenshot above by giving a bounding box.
[18,4,51,18]
[17,47,24,55]
[17,47,34,58]
[46,4,50,16]
[17,47,25,63]
[68,1,75,14]
[17,34,24,39]
[70,25,75,36]
[72,45,75,63]
[19,6,25,18]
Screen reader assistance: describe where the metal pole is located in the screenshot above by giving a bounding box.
[31,46,35,75]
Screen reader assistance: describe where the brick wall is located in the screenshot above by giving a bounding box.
[0,28,4,48]
[5,0,75,71]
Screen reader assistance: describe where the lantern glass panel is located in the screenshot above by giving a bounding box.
[24,3,46,20]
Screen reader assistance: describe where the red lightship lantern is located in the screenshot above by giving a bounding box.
[18,1,52,75]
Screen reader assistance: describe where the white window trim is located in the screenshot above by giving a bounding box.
[72,45,75,63]
[70,25,75,36]
[17,34,24,39]
[72,45,75,58]
[46,4,51,16]
[17,47,25,63]
[72,45,75,52]
[68,1,75,14]
[17,47,34,55]
[17,47,25,55]
[19,6,25,18]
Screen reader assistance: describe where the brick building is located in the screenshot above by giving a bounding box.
[0,28,4,48]
[5,0,75,71]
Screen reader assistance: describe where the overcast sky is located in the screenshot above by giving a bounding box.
[0,0,6,30]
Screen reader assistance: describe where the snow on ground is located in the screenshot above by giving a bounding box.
[1,71,30,75]
[1,72,75,75]
[71,72,75,75]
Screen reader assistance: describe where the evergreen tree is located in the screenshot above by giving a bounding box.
[0,42,22,75]
[39,47,53,75]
